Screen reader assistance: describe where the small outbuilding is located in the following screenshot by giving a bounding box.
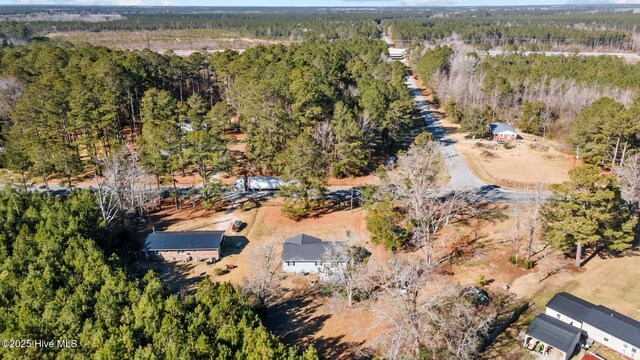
[282,233,346,275]
[143,231,225,262]
[489,122,519,141]
[524,313,582,360]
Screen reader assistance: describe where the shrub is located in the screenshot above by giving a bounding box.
[509,256,534,269]
[480,150,498,159]
[281,199,310,221]
[214,268,229,276]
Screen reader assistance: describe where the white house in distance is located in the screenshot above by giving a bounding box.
[525,292,640,359]
[388,48,407,61]
[489,122,519,141]
[281,234,346,275]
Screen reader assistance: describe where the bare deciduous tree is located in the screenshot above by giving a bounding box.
[0,76,23,123]
[371,256,433,359]
[428,46,634,140]
[371,256,495,360]
[510,183,546,263]
[322,240,369,307]
[382,141,473,264]
[614,152,640,214]
[241,241,281,309]
[93,147,160,226]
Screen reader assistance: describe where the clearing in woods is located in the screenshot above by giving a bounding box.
[47,29,290,52]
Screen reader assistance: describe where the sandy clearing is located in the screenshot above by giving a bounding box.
[448,131,574,188]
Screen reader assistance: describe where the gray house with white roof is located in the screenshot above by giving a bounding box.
[282,234,346,275]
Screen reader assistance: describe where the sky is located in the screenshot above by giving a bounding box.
[4,0,640,7]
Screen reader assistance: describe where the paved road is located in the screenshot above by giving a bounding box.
[406,76,549,203]
[20,182,359,205]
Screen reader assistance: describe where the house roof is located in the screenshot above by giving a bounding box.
[525,313,582,354]
[546,292,593,323]
[545,292,640,348]
[282,234,345,261]
[143,231,224,251]
[584,305,640,348]
[489,122,518,134]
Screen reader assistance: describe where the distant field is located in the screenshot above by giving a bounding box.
[47,29,290,52]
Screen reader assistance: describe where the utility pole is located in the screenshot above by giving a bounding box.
[573,145,580,168]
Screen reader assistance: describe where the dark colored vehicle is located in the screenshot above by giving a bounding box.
[463,285,491,305]
[231,220,243,233]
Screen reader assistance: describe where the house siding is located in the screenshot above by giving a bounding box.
[282,260,345,275]
[492,132,518,141]
[282,261,323,274]
[581,323,639,359]
[545,308,583,329]
[147,249,220,262]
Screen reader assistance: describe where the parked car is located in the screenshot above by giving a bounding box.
[463,285,491,305]
[231,220,243,233]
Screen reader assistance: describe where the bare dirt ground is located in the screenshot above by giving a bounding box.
[447,210,640,360]
[47,29,290,52]
[414,75,575,189]
[439,201,640,359]
[140,196,389,357]
[265,277,380,359]
[141,197,640,359]
[452,134,574,188]
[433,112,576,188]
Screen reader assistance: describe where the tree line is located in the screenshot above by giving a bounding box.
[0,189,319,359]
[0,39,413,206]
[414,45,640,153]
[384,18,637,51]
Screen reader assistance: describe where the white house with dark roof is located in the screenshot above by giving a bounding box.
[525,292,640,359]
[143,231,225,262]
[281,234,346,275]
[489,122,519,141]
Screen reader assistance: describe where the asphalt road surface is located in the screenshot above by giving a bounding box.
[406,76,550,203]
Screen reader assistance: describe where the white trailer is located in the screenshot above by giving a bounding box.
[233,176,289,191]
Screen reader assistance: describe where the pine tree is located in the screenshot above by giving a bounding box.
[542,164,636,267]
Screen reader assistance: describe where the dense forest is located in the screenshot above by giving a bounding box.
[0,38,411,191]
[0,189,318,359]
[1,6,639,50]
[383,15,640,50]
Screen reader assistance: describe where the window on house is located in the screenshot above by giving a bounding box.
[155,251,160,255]
[623,344,628,348]
[556,314,561,319]
[631,348,636,353]
[177,250,185,255]
[603,337,609,342]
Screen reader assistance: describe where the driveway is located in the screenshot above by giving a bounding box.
[406,76,550,203]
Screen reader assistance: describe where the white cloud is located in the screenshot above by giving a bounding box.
[12,0,174,5]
